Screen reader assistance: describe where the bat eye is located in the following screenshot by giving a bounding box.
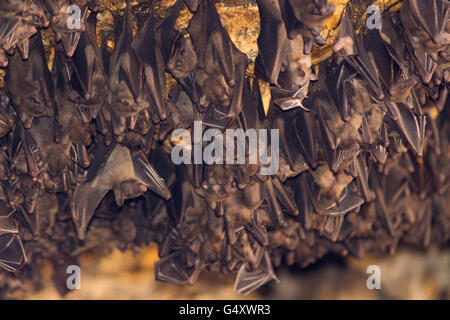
[180,49,185,56]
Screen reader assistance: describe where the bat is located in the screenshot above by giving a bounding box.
[53,44,93,147]
[6,31,55,129]
[334,7,384,102]
[278,0,335,54]
[255,0,312,102]
[155,247,202,285]
[108,1,149,137]
[0,91,14,138]
[366,13,417,103]
[133,0,186,122]
[0,0,24,18]
[268,105,309,177]
[71,144,171,239]
[187,0,247,118]
[388,101,426,157]
[350,153,375,202]
[233,251,278,295]
[41,0,93,57]
[67,11,107,111]
[0,217,27,272]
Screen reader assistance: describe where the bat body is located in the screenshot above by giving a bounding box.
[71,144,171,239]
[108,2,149,137]
[6,31,55,129]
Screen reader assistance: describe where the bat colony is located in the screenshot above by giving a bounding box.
[0,0,449,296]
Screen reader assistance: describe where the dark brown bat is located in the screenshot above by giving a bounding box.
[278,0,335,54]
[67,11,107,111]
[155,247,202,285]
[0,91,14,138]
[0,216,27,272]
[108,1,149,136]
[255,0,312,102]
[187,0,247,118]
[0,0,24,18]
[6,31,55,129]
[133,0,185,122]
[233,251,278,295]
[41,0,91,57]
[71,143,170,239]
[333,7,384,102]
[0,16,20,66]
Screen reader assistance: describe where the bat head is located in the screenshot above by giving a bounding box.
[167,34,198,79]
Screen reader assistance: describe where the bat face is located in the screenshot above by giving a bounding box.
[167,34,198,80]
[277,34,312,92]
[279,0,334,53]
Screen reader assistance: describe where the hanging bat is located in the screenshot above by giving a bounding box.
[155,247,202,285]
[268,105,309,177]
[0,0,24,18]
[0,217,27,272]
[388,101,426,157]
[71,144,171,239]
[255,0,312,100]
[108,1,149,136]
[0,91,14,138]
[5,31,55,129]
[53,44,92,147]
[187,0,247,118]
[233,250,278,295]
[400,0,448,56]
[133,0,184,122]
[41,0,93,57]
[278,0,335,54]
[67,11,107,111]
[366,12,417,103]
[333,7,384,102]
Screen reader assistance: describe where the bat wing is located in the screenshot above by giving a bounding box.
[340,9,384,101]
[132,151,171,200]
[233,251,278,295]
[293,107,318,168]
[111,2,143,101]
[70,178,110,240]
[132,8,166,120]
[391,102,426,157]
[254,0,288,84]
[0,233,27,272]
[407,0,447,43]
[155,249,202,285]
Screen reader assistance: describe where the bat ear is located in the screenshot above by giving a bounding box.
[233,251,278,295]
